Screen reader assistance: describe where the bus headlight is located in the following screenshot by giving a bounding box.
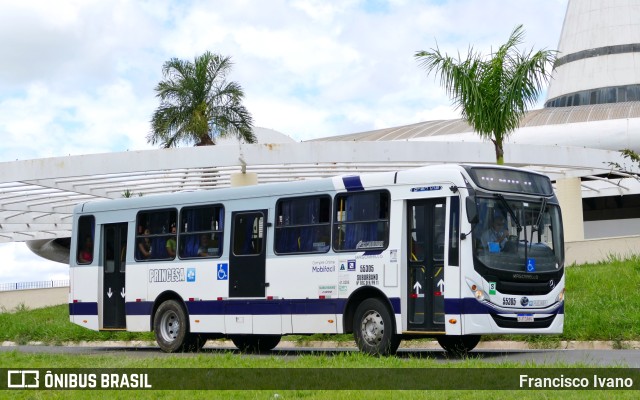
[474,289,487,301]
[556,288,565,302]
[465,278,488,301]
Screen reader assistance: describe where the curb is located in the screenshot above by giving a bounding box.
[3,340,640,350]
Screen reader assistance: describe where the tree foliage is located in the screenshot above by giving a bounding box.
[148,51,255,147]
[415,25,556,164]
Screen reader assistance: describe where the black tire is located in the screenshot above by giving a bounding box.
[436,335,481,357]
[154,299,193,353]
[353,298,400,356]
[183,333,208,352]
[231,335,281,353]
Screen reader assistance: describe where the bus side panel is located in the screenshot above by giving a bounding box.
[267,255,339,334]
[124,258,149,332]
[69,266,100,331]
[444,265,462,336]
[189,315,225,334]
[292,314,338,334]
[253,315,283,334]
[225,314,252,334]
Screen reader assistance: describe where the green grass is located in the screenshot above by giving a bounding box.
[0,304,154,344]
[1,256,639,345]
[563,256,640,341]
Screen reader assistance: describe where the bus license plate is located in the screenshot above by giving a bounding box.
[517,314,534,322]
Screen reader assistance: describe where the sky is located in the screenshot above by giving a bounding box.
[0,0,568,284]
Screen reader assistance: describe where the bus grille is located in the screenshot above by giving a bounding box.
[497,280,554,295]
[491,314,556,329]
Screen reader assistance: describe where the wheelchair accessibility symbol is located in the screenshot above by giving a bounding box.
[526,258,536,272]
[217,263,228,280]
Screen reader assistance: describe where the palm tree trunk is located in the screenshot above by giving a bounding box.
[196,135,215,146]
[491,138,504,165]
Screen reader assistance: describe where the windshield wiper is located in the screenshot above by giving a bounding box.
[495,194,522,233]
[496,194,529,268]
[529,197,547,248]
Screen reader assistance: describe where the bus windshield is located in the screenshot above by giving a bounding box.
[472,196,563,274]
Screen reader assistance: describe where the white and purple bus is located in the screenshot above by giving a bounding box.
[69,164,564,355]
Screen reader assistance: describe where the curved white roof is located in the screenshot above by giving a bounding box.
[311,102,640,148]
[0,140,637,244]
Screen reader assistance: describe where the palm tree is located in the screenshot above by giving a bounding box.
[415,25,556,164]
[148,51,256,147]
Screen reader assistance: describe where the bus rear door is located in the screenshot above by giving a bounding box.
[229,210,267,298]
[102,222,127,329]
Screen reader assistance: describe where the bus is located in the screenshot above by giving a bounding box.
[69,164,565,355]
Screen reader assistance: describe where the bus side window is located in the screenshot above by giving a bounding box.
[77,215,95,265]
[179,205,224,259]
[333,191,389,252]
[275,195,331,254]
[136,209,177,261]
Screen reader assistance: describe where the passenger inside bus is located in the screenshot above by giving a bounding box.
[198,234,218,257]
[165,224,177,258]
[138,228,152,259]
[78,235,93,263]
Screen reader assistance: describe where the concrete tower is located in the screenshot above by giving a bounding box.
[545,0,640,107]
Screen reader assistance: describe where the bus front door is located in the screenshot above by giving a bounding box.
[102,223,127,329]
[229,210,267,298]
[407,199,446,332]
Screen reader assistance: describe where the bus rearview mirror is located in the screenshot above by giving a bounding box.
[466,196,478,224]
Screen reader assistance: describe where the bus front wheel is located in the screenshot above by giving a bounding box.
[353,298,400,356]
[436,335,481,356]
[154,299,201,353]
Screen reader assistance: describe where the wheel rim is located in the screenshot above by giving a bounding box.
[360,309,384,345]
[159,310,180,343]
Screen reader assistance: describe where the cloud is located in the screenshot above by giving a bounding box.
[0,0,569,282]
[0,242,68,284]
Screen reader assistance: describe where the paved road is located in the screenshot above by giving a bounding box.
[2,343,640,367]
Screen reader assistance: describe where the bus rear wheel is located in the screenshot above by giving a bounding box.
[353,298,400,356]
[231,335,281,353]
[436,335,481,357]
[154,299,200,353]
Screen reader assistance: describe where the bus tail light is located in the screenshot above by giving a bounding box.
[449,319,457,324]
